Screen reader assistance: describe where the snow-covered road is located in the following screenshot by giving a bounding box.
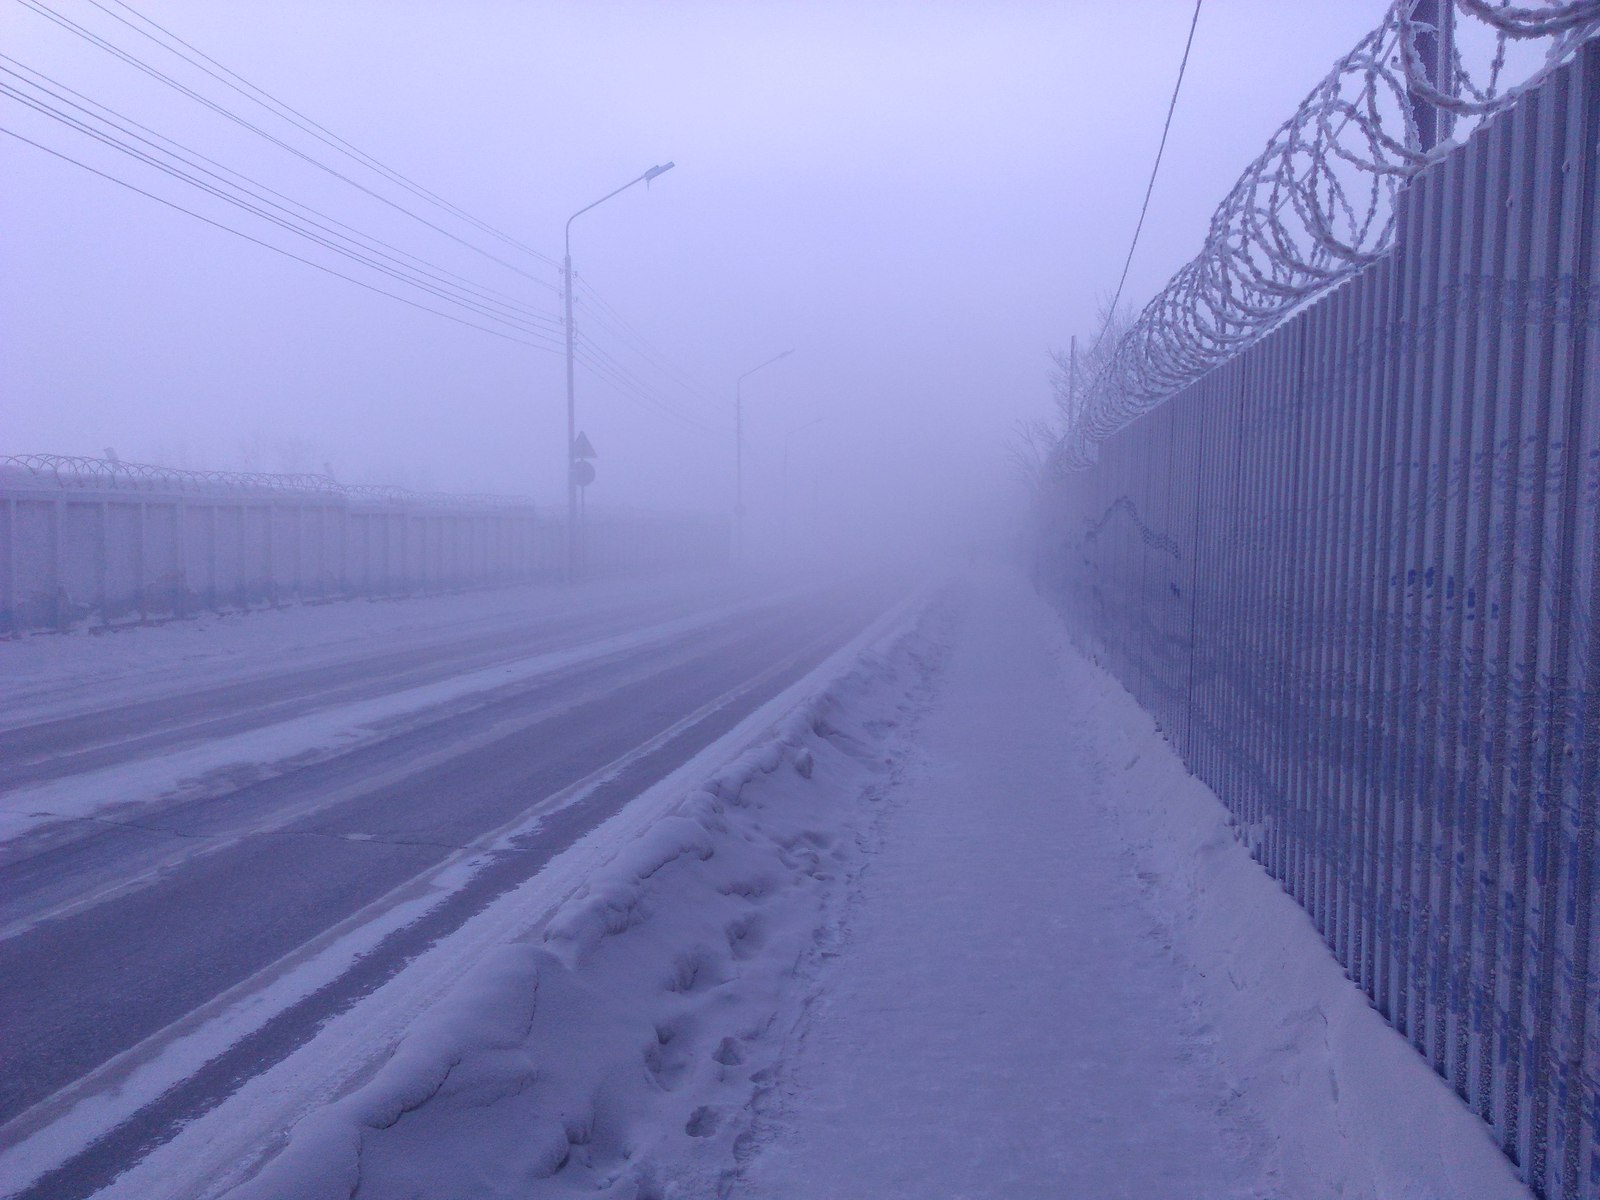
[0,577,903,1199]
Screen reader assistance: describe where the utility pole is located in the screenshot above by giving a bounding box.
[563,249,577,577]
[562,162,675,581]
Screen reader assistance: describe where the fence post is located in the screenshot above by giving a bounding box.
[53,496,67,632]
[207,504,219,613]
[4,498,16,637]
[264,502,275,608]
[96,501,109,627]
[175,500,188,617]
[136,500,147,623]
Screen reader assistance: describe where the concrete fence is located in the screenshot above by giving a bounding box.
[1,457,727,635]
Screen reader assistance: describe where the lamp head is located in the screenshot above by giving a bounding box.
[644,162,676,183]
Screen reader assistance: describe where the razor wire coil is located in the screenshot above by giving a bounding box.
[1057,0,1600,470]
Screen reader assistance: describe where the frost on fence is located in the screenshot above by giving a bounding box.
[0,453,531,510]
[1057,0,1600,470]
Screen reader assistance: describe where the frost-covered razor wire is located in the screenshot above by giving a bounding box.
[1055,0,1600,471]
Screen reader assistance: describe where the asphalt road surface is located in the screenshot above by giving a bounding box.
[0,580,893,1198]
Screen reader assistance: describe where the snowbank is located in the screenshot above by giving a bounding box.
[210,600,943,1199]
[1037,598,1529,1199]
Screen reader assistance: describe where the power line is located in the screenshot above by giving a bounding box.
[92,0,560,270]
[574,338,721,433]
[574,335,722,433]
[566,275,727,430]
[0,56,564,334]
[0,121,561,349]
[12,0,561,294]
[10,1,734,418]
[575,350,716,432]
[2,81,564,342]
[573,279,723,407]
[560,280,723,435]
[1103,0,1203,325]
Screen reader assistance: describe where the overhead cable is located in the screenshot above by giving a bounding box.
[12,0,560,293]
[573,278,724,408]
[0,122,559,349]
[1104,0,1204,326]
[91,0,561,270]
[574,334,723,433]
[1,84,563,342]
[1,57,563,335]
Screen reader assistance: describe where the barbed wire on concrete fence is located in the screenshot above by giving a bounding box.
[0,453,534,509]
[1055,0,1600,471]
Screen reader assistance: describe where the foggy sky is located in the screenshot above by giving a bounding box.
[3,0,1387,561]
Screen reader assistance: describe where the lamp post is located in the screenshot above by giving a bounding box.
[563,161,674,580]
[734,348,794,562]
[782,416,825,552]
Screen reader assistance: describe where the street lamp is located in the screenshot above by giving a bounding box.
[734,348,794,561]
[562,161,675,580]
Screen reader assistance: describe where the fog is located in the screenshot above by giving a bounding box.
[12,7,1587,1193]
[3,0,1386,568]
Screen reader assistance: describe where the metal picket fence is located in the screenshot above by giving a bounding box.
[1036,39,1598,1200]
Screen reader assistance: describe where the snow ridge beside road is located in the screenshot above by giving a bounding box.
[204,594,944,1200]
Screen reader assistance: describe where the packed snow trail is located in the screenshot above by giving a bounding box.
[740,573,1261,1196]
[738,569,1529,1200]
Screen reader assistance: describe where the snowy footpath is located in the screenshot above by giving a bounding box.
[194,568,1527,1200]
[737,570,1529,1200]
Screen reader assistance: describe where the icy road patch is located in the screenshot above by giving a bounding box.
[0,599,757,841]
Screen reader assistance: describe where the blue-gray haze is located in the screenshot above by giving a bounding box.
[2,0,1385,565]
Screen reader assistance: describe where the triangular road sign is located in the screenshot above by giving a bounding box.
[572,431,598,459]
